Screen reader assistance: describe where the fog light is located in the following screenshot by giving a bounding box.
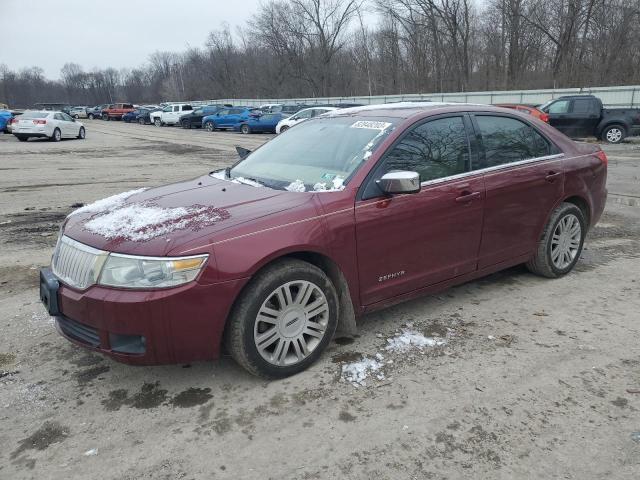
[109,333,146,354]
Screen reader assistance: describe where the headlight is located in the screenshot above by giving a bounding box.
[98,253,208,289]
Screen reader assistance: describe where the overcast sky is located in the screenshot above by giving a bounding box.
[0,0,265,79]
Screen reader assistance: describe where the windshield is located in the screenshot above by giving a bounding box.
[228,116,396,191]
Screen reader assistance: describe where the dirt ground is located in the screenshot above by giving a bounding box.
[0,121,639,480]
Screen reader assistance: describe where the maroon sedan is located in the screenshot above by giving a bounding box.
[40,103,607,378]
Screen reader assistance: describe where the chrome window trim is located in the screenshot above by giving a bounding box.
[419,153,565,187]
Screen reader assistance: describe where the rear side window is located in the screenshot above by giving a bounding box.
[381,116,470,182]
[229,108,243,114]
[183,105,193,111]
[571,99,592,114]
[474,115,551,169]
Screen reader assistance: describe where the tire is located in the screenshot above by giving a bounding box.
[154,118,162,127]
[225,259,339,378]
[73,114,79,119]
[51,128,62,142]
[138,118,145,125]
[279,125,289,133]
[77,127,85,139]
[88,113,95,120]
[205,122,215,132]
[240,124,251,134]
[16,135,28,142]
[601,124,625,144]
[104,114,110,121]
[526,202,586,278]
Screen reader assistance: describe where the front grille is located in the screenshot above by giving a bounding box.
[57,316,101,347]
[52,236,107,289]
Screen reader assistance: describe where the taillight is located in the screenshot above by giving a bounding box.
[33,119,47,125]
[539,112,549,123]
[9,117,16,124]
[595,150,608,166]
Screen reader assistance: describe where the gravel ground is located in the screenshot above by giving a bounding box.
[0,122,639,480]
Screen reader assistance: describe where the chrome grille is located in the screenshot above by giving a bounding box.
[52,236,107,290]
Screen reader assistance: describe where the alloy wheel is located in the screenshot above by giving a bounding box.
[606,127,622,143]
[550,213,581,269]
[253,280,329,367]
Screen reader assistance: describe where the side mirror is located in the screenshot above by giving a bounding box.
[376,171,421,195]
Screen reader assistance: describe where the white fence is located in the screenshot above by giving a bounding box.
[183,84,640,108]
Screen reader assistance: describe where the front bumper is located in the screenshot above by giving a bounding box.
[40,267,247,365]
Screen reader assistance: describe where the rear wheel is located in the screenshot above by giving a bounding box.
[138,117,145,125]
[51,128,62,142]
[77,127,86,139]
[16,135,28,142]
[88,113,95,120]
[154,118,162,127]
[225,259,338,378]
[205,122,215,132]
[104,114,110,121]
[526,202,586,278]
[240,124,251,134]
[602,124,625,144]
[279,125,289,133]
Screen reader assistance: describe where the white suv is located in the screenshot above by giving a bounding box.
[150,104,194,126]
[275,106,338,134]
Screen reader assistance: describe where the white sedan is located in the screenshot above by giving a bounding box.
[275,106,338,134]
[12,111,86,142]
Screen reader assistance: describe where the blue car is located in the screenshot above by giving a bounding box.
[0,110,13,133]
[122,109,141,123]
[234,112,284,134]
[202,107,261,132]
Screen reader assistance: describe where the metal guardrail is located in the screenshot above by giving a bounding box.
[179,85,640,109]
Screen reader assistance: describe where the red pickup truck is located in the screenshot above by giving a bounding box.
[102,103,135,121]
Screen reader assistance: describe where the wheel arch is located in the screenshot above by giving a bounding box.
[563,195,591,226]
[222,249,358,346]
[597,121,628,137]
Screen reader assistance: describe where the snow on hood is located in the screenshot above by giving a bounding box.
[84,203,230,242]
[69,188,147,216]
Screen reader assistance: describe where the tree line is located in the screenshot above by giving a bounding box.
[1,0,639,108]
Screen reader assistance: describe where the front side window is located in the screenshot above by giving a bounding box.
[546,100,569,114]
[474,115,551,168]
[381,116,470,182]
[173,106,180,112]
[294,109,313,120]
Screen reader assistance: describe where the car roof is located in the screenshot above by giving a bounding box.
[325,101,520,119]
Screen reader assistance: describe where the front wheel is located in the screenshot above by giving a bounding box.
[138,117,145,125]
[240,124,251,134]
[104,115,110,121]
[602,125,625,144]
[88,113,95,120]
[154,118,162,127]
[279,125,289,134]
[77,127,85,139]
[225,259,338,378]
[526,202,586,278]
[205,122,215,132]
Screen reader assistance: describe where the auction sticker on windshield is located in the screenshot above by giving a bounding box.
[350,121,392,130]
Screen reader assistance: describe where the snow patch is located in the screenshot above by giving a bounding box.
[84,448,98,456]
[342,357,383,386]
[84,203,230,242]
[385,329,446,352]
[210,171,263,187]
[210,170,226,180]
[285,179,306,192]
[70,189,147,216]
[312,177,345,192]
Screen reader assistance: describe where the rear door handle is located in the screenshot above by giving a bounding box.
[455,191,481,203]
[545,171,562,182]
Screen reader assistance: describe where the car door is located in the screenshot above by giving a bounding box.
[62,112,78,136]
[544,99,572,135]
[54,113,70,136]
[355,115,485,306]
[568,98,599,137]
[470,114,564,269]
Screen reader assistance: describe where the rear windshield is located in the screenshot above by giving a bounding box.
[21,111,49,119]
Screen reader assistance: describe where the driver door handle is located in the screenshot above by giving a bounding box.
[545,171,562,182]
[455,191,481,203]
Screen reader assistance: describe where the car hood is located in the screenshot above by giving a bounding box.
[63,174,314,256]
